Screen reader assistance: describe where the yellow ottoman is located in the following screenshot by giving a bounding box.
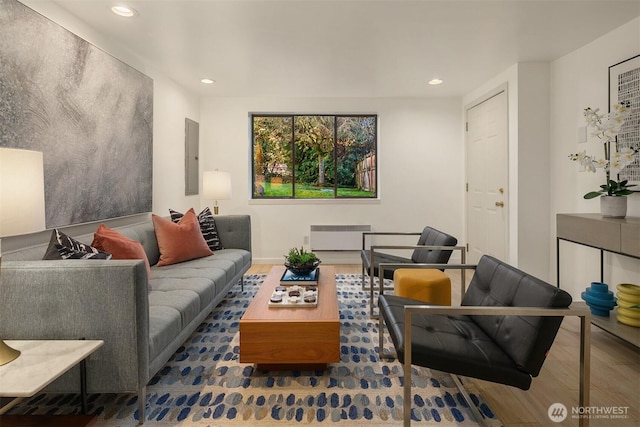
[393,268,451,305]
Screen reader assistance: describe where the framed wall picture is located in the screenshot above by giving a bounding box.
[609,54,640,186]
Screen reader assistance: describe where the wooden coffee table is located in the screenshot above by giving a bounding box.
[239,265,340,370]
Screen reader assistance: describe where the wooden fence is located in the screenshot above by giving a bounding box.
[355,153,376,192]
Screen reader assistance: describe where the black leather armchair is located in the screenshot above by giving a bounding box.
[378,255,591,427]
[361,226,462,315]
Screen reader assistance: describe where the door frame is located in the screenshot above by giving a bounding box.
[464,83,510,263]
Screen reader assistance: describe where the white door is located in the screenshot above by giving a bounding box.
[466,90,508,264]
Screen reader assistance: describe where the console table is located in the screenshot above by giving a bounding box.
[557,213,640,347]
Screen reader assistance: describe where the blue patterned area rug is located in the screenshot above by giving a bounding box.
[9,274,502,426]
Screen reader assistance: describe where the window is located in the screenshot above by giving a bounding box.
[252,114,377,199]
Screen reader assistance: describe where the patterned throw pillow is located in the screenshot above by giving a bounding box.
[169,207,223,251]
[42,229,112,260]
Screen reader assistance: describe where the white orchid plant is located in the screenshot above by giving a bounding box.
[569,102,639,199]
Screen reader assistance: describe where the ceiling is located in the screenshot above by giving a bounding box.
[43,0,640,98]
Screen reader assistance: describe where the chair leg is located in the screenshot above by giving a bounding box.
[451,375,490,427]
[404,363,492,426]
[370,265,376,316]
[378,310,384,358]
[369,270,393,317]
[403,313,412,427]
[403,355,412,427]
[579,315,591,427]
[378,313,397,361]
[363,264,378,317]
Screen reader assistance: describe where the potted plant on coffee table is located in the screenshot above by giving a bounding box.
[284,247,321,275]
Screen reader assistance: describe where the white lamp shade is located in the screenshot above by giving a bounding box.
[0,148,46,237]
[203,170,232,200]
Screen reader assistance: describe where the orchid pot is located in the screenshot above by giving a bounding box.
[600,195,627,218]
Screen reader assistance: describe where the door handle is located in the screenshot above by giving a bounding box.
[495,201,504,207]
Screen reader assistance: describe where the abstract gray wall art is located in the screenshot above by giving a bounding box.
[0,0,153,228]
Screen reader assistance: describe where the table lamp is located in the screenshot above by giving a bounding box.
[203,170,231,215]
[0,147,46,365]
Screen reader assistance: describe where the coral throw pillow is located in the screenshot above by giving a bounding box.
[92,224,152,278]
[169,207,223,251]
[152,208,213,267]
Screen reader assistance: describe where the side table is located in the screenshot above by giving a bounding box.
[0,340,103,423]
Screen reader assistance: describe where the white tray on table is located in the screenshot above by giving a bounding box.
[268,285,318,308]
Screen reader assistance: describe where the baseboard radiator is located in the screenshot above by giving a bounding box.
[310,225,371,251]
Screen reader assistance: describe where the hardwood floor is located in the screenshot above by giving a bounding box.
[247,264,640,427]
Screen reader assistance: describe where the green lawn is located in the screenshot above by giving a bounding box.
[259,183,374,198]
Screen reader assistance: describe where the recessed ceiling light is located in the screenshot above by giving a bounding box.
[111,5,138,17]
[428,78,444,86]
[201,78,215,84]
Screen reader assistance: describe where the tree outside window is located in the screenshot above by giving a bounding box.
[252,114,377,199]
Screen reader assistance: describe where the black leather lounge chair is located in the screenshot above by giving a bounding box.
[361,226,462,315]
[378,255,591,427]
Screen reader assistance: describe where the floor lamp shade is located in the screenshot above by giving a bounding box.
[203,170,231,214]
[0,148,46,365]
[0,148,46,237]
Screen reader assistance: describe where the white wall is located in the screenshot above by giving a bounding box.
[19,1,201,217]
[199,97,464,263]
[516,63,551,278]
[550,17,640,299]
[152,78,201,215]
[462,62,552,281]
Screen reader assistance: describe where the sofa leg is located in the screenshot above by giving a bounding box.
[138,386,147,425]
[240,276,244,292]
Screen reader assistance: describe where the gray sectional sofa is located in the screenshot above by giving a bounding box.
[0,214,251,422]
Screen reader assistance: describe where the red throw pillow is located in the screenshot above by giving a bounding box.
[152,208,213,267]
[92,224,152,279]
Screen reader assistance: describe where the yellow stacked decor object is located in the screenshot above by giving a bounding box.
[616,284,640,327]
